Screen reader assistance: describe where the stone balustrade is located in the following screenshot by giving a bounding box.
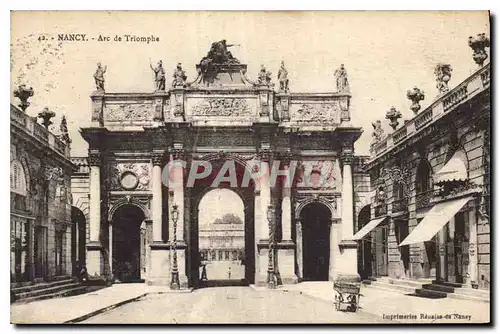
[369,63,490,160]
[10,104,70,158]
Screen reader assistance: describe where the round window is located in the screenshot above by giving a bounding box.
[120,171,139,190]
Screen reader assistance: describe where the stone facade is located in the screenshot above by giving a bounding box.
[10,97,73,284]
[77,43,368,288]
[362,57,490,290]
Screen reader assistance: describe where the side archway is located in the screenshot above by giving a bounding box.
[298,202,332,281]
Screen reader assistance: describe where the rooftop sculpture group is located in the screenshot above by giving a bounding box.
[91,40,352,95]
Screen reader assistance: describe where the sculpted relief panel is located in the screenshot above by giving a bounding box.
[110,162,151,191]
[104,102,154,122]
[295,160,341,189]
[290,102,340,123]
[188,97,256,117]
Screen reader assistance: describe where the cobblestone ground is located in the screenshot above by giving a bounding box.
[82,287,386,324]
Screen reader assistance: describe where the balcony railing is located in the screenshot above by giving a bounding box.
[416,190,434,209]
[10,105,70,158]
[368,63,490,160]
[374,203,387,217]
[392,197,408,213]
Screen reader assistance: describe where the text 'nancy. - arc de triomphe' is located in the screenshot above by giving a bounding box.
[81,41,362,287]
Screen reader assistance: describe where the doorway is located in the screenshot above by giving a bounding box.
[357,205,372,279]
[300,203,331,281]
[112,204,145,283]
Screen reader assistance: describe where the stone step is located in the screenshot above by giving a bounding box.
[361,279,372,285]
[16,282,82,299]
[363,282,416,294]
[448,291,490,303]
[374,277,432,288]
[367,276,378,281]
[414,288,447,299]
[14,285,91,304]
[453,287,490,299]
[431,280,463,288]
[12,278,77,294]
[422,283,455,293]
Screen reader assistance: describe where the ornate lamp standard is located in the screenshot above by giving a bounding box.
[170,204,180,290]
[266,205,277,289]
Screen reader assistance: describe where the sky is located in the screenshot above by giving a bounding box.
[10,11,490,156]
[198,189,244,227]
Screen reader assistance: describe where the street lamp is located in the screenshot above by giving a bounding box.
[266,205,277,289]
[170,204,180,290]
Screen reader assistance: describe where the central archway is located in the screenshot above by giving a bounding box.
[198,189,246,286]
[188,158,255,288]
[300,202,331,281]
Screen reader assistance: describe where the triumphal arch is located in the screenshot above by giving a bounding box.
[81,41,362,287]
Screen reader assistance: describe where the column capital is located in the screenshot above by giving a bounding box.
[171,148,185,161]
[279,151,293,166]
[257,149,273,163]
[152,151,166,166]
[88,152,101,166]
[340,152,354,165]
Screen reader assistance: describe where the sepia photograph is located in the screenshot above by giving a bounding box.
[8,10,491,324]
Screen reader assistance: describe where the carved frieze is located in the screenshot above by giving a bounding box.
[104,103,154,122]
[290,102,340,123]
[295,160,340,189]
[110,162,151,191]
[190,98,252,117]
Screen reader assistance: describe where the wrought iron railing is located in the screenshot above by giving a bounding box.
[374,204,387,217]
[392,197,408,213]
[416,190,434,209]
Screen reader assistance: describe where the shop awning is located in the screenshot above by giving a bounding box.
[352,216,388,241]
[399,196,473,246]
[435,151,467,184]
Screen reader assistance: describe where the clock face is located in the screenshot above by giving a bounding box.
[120,171,139,190]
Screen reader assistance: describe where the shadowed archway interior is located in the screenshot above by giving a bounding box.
[300,202,331,281]
[112,204,146,283]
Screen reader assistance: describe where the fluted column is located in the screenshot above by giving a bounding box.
[87,151,103,276]
[170,148,185,242]
[258,149,272,240]
[281,153,293,241]
[151,152,164,242]
[336,142,360,282]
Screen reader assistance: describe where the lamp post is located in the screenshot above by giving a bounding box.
[266,205,277,289]
[170,204,180,290]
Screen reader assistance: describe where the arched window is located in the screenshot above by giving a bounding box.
[415,160,432,194]
[10,160,27,196]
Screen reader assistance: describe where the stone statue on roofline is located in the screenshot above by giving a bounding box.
[93,63,107,91]
[278,61,289,93]
[172,63,187,88]
[150,59,166,91]
[334,64,350,93]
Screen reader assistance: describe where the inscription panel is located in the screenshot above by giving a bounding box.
[186,97,258,119]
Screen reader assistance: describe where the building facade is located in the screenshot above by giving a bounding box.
[357,36,491,290]
[74,41,371,287]
[10,87,74,285]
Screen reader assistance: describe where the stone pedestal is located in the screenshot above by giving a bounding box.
[256,242,270,286]
[147,244,171,286]
[86,242,103,277]
[277,241,297,284]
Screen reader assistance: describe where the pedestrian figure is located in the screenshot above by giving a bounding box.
[200,263,208,281]
[228,266,232,279]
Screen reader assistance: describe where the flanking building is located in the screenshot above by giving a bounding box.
[10,87,74,285]
[357,35,490,290]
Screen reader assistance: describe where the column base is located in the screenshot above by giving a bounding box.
[278,241,298,284]
[334,239,359,282]
[86,242,104,277]
[147,242,188,288]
